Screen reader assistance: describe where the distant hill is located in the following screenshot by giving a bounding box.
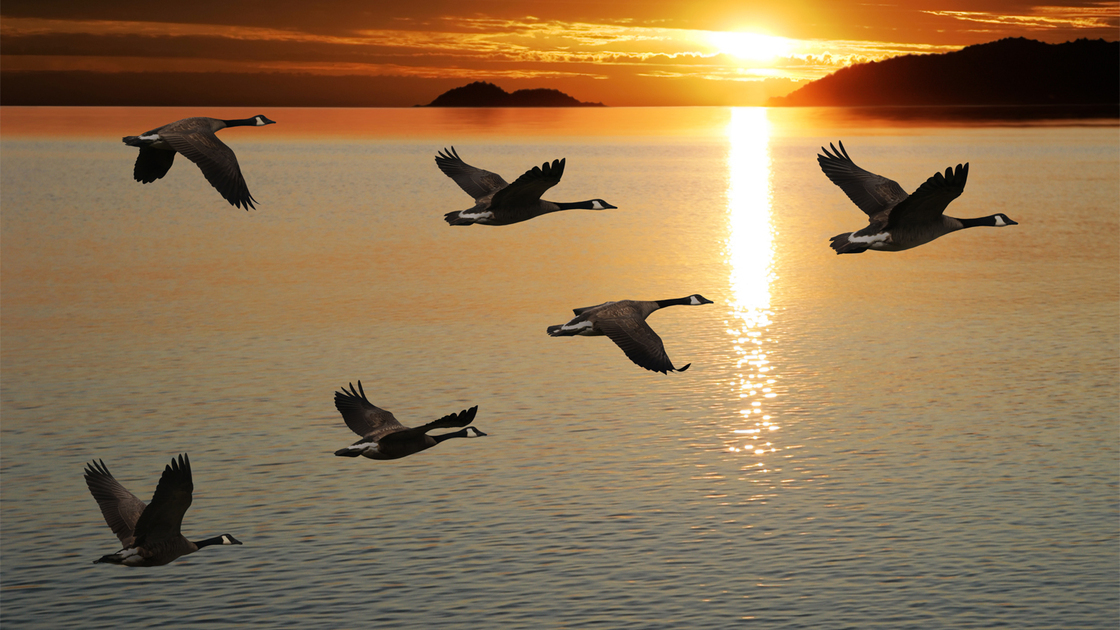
[769,38,1119,107]
[424,82,605,107]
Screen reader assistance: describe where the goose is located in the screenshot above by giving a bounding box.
[333,381,485,460]
[547,294,714,374]
[818,141,1017,254]
[435,146,616,225]
[84,454,241,567]
[122,115,276,210]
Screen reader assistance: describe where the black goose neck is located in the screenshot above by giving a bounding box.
[655,296,693,309]
[432,428,471,444]
[958,215,997,228]
[194,535,226,549]
[555,200,595,210]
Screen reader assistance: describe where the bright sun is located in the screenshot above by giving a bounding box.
[709,31,794,62]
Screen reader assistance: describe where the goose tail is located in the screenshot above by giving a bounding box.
[122,135,152,147]
[444,211,475,226]
[829,233,868,255]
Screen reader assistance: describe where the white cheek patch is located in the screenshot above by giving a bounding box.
[591,200,604,210]
[221,535,233,545]
[689,296,701,305]
[848,231,890,245]
[255,117,266,125]
[994,215,1007,226]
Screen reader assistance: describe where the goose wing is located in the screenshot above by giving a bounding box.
[84,460,147,546]
[334,381,407,440]
[885,163,969,228]
[572,301,612,316]
[489,158,565,210]
[133,146,176,184]
[132,454,193,546]
[161,129,257,210]
[596,317,682,374]
[818,141,909,217]
[379,406,478,447]
[435,147,509,200]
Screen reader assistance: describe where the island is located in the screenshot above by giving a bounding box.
[423,82,605,107]
[768,38,1119,108]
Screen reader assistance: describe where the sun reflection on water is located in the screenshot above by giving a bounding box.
[724,108,778,459]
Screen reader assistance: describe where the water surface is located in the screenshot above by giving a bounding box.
[2,106,1117,628]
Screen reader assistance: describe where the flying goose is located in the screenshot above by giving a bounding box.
[435,146,616,225]
[818,141,1017,254]
[123,115,276,210]
[84,454,242,567]
[547,294,714,374]
[333,381,485,460]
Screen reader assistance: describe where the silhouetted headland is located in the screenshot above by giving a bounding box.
[769,38,1119,110]
[423,82,605,107]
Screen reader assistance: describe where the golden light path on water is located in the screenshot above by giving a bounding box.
[724,108,778,460]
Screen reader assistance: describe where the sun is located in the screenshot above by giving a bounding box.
[708,31,794,62]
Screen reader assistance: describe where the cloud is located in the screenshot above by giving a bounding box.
[922,4,1119,30]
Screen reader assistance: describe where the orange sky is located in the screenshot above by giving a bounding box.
[1,1,1117,106]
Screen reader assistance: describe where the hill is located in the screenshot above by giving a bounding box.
[768,38,1119,107]
[424,82,605,107]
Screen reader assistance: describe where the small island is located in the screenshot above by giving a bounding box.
[768,38,1119,108]
[423,81,605,107]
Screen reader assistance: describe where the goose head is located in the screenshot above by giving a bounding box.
[589,199,616,210]
[689,294,714,305]
[991,213,1017,227]
[253,115,277,126]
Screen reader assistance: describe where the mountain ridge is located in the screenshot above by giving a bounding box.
[424,81,605,107]
[769,38,1119,107]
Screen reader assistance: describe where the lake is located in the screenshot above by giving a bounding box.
[1,106,1117,629]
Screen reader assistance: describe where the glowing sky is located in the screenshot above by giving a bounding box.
[1,0,1116,105]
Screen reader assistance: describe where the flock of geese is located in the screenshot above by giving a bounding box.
[83,114,1019,567]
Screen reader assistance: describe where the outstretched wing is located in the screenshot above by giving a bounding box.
[133,147,175,184]
[886,163,969,228]
[489,158,565,210]
[435,147,509,200]
[572,301,612,316]
[84,460,147,546]
[162,130,257,210]
[818,141,909,217]
[133,454,194,546]
[597,318,683,374]
[334,381,407,440]
[379,406,479,447]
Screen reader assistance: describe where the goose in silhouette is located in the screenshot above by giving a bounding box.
[84,454,242,567]
[818,141,1017,254]
[123,115,276,210]
[435,146,616,225]
[333,381,485,460]
[547,294,714,374]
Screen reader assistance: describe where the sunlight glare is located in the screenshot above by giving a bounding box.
[709,31,794,62]
[725,107,777,459]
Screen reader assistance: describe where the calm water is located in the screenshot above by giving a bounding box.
[2,106,1117,629]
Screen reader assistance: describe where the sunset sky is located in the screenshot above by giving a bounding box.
[2,0,1117,106]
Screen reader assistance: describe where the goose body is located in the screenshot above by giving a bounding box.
[547,294,713,374]
[123,115,275,210]
[436,147,616,225]
[818,141,1017,254]
[333,381,485,460]
[84,454,241,567]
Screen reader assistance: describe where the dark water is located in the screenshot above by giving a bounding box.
[1,107,1117,628]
